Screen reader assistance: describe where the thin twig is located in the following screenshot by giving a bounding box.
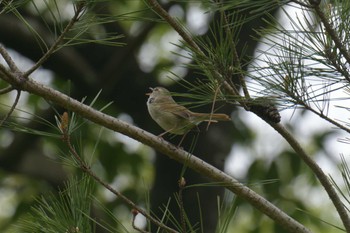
[146,0,201,53]
[311,3,350,66]
[0,85,14,94]
[286,90,350,133]
[0,63,18,85]
[0,89,21,127]
[0,44,20,72]
[206,84,222,130]
[301,102,350,133]
[323,46,350,83]
[145,0,242,103]
[61,130,179,233]
[219,6,250,99]
[0,47,23,126]
[132,210,151,233]
[178,177,186,233]
[23,3,85,77]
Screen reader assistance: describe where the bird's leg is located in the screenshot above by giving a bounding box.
[157,128,187,148]
[158,128,174,137]
[177,132,188,148]
[193,125,200,133]
[158,131,168,137]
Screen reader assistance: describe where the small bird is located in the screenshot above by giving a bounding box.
[146,87,230,139]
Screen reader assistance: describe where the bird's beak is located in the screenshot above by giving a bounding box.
[145,87,154,96]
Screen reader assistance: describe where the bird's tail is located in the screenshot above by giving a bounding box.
[191,112,231,122]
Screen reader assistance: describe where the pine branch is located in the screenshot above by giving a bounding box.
[0,85,14,94]
[219,6,250,99]
[144,1,350,232]
[0,43,19,72]
[0,44,22,126]
[299,101,350,133]
[0,59,311,233]
[0,89,21,127]
[2,1,348,232]
[310,1,350,66]
[270,123,350,233]
[23,1,86,77]
[147,0,239,94]
[59,116,179,233]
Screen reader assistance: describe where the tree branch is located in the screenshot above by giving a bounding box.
[311,2,350,66]
[144,1,350,232]
[145,0,245,107]
[23,2,86,77]
[270,123,350,232]
[0,43,19,72]
[0,67,312,233]
[61,124,178,233]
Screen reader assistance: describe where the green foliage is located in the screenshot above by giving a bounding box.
[16,175,95,233]
[215,193,237,233]
[1,0,350,233]
[250,1,350,113]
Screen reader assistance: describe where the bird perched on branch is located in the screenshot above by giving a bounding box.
[146,87,230,144]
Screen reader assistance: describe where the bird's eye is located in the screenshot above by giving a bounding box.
[149,97,154,103]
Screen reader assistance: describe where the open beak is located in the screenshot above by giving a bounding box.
[145,87,154,96]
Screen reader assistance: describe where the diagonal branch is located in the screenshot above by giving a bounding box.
[270,122,350,233]
[0,43,20,72]
[145,0,201,53]
[0,67,312,233]
[145,0,350,232]
[218,4,250,99]
[0,45,22,127]
[61,128,178,233]
[0,89,21,127]
[0,85,14,94]
[310,2,350,66]
[145,0,245,107]
[23,2,86,78]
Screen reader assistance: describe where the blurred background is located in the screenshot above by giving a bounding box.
[0,0,348,232]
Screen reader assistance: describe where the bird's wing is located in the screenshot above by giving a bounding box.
[162,103,191,119]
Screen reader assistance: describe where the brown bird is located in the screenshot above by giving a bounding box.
[146,87,230,138]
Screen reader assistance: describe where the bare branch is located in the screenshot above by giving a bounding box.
[270,123,350,232]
